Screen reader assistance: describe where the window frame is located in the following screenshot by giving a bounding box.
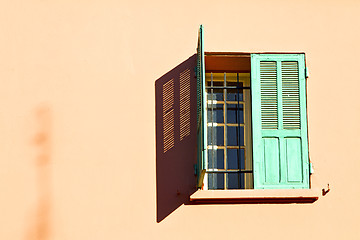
[198,52,310,190]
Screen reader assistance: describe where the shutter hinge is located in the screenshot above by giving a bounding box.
[194,67,198,77]
[197,169,206,189]
[309,162,314,174]
[305,67,309,78]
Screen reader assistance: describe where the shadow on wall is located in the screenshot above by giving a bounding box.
[25,105,52,240]
[155,54,198,223]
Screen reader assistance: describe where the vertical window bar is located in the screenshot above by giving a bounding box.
[224,72,227,189]
[211,73,215,171]
[236,73,241,189]
[210,73,215,189]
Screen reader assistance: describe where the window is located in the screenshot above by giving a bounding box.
[196,25,310,190]
[204,72,253,190]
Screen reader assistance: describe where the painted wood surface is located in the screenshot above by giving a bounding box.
[251,54,309,189]
[196,25,207,188]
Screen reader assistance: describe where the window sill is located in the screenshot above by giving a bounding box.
[189,189,319,204]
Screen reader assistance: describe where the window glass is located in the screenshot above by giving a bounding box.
[207,126,224,146]
[207,104,224,123]
[227,148,245,169]
[227,104,244,124]
[206,81,223,101]
[208,173,225,190]
[227,81,243,101]
[227,126,244,146]
[205,72,252,190]
[227,173,240,189]
[208,149,224,169]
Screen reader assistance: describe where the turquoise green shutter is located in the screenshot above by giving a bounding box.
[251,54,309,189]
[196,25,207,188]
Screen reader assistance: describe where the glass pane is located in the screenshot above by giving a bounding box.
[240,173,245,189]
[208,149,224,169]
[215,173,224,189]
[227,148,245,170]
[240,148,245,169]
[207,91,223,101]
[227,104,244,124]
[207,104,224,123]
[208,173,214,189]
[208,173,224,190]
[207,126,224,146]
[227,126,244,146]
[206,81,223,101]
[227,173,252,189]
[227,173,240,189]
[227,81,243,101]
[244,172,254,189]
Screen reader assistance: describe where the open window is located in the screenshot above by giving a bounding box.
[196,25,310,190]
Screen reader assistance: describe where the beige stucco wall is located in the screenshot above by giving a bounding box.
[1,1,360,239]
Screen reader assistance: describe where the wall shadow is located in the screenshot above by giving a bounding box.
[155,54,198,223]
[25,105,52,240]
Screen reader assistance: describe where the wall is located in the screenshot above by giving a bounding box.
[0,1,359,239]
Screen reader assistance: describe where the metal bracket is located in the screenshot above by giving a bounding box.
[305,67,309,78]
[322,184,330,196]
[309,162,314,174]
[197,169,206,189]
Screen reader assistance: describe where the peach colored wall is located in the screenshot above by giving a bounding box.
[1,1,360,239]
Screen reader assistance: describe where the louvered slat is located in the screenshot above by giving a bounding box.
[260,61,278,129]
[196,43,202,129]
[281,61,300,129]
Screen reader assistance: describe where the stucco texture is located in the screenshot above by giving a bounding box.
[0,1,359,240]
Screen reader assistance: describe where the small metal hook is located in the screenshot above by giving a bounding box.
[322,183,330,196]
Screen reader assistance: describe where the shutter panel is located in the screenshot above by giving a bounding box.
[196,25,207,188]
[251,54,309,189]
